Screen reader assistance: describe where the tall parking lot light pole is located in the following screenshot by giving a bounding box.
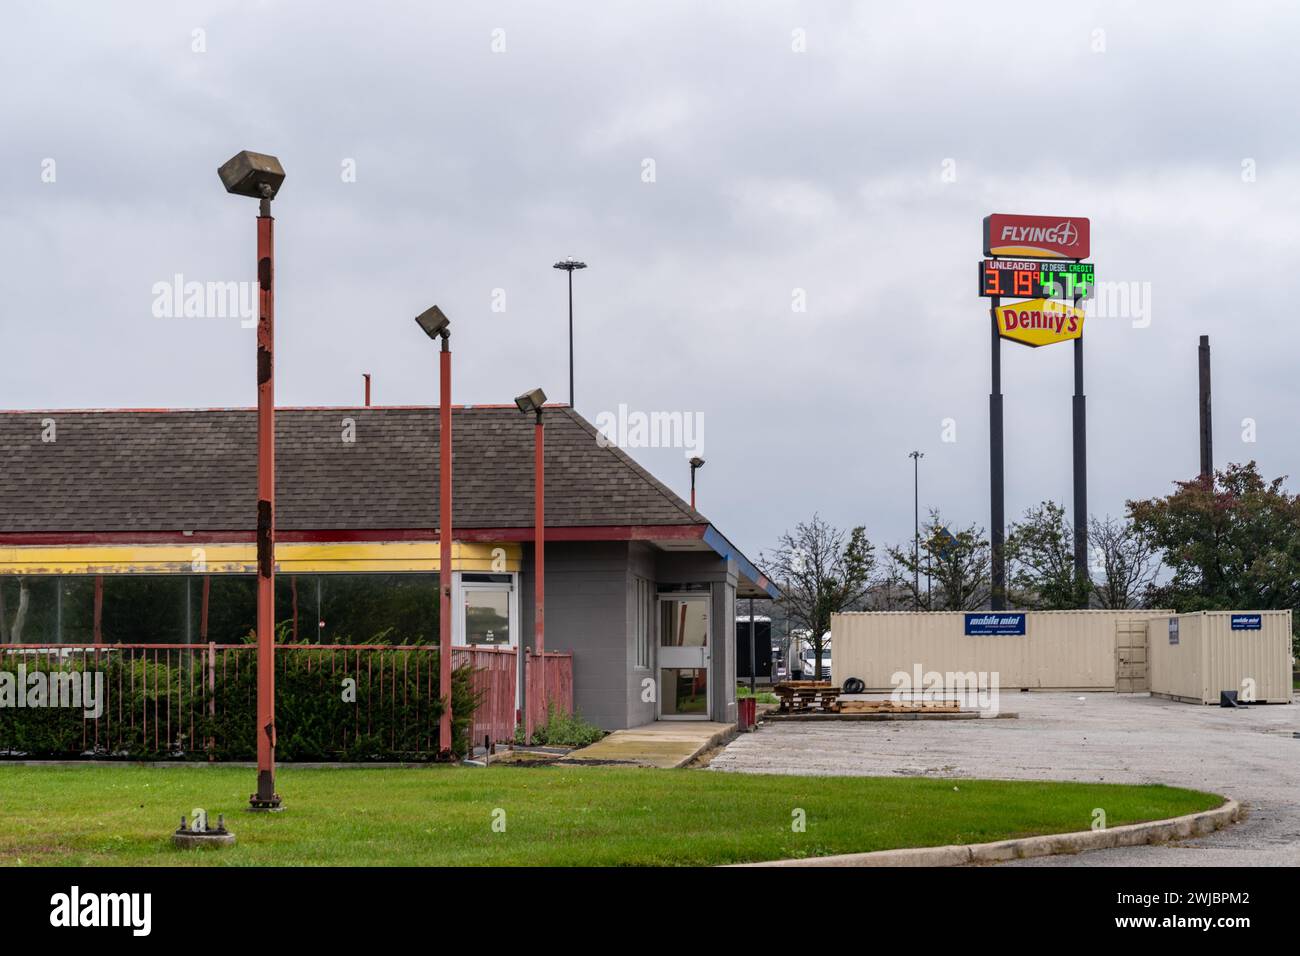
[515,387,547,740]
[552,258,586,409]
[218,150,286,811]
[416,305,454,758]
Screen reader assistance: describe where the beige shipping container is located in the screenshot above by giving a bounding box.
[1149,610,1294,704]
[831,610,1172,692]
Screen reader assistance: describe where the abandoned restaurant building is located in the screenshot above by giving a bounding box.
[0,405,777,730]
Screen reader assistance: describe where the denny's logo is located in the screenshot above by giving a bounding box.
[996,299,1084,348]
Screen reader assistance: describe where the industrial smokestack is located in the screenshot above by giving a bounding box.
[1198,335,1212,482]
[363,373,371,408]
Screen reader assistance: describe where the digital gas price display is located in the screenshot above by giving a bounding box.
[978,259,1095,299]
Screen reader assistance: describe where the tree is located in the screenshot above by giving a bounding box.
[764,514,874,680]
[887,511,991,610]
[1128,462,1300,646]
[1088,514,1162,609]
[1006,501,1089,609]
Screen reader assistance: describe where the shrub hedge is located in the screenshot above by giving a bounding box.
[0,648,476,761]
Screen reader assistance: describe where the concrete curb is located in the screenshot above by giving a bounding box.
[733,798,1241,867]
[677,725,739,768]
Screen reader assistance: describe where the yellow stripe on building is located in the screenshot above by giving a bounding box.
[0,541,521,575]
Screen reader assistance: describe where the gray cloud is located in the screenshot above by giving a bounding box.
[2,0,1297,565]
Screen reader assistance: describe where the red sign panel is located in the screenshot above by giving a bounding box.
[983,214,1090,259]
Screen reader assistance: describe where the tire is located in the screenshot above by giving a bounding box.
[842,677,865,694]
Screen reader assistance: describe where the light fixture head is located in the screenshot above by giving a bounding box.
[515,387,547,414]
[689,456,705,470]
[552,257,588,271]
[218,150,286,199]
[414,304,451,340]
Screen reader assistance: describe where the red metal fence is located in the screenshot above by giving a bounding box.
[525,649,575,730]
[0,643,573,758]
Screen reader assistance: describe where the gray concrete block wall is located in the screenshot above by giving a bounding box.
[626,542,659,727]
[520,541,633,730]
[518,541,738,730]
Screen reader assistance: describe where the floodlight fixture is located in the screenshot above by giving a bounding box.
[414,305,451,343]
[218,150,286,201]
[515,387,547,416]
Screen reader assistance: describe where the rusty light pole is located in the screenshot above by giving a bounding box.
[218,149,285,811]
[515,387,547,740]
[689,456,704,510]
[415,305,454,757]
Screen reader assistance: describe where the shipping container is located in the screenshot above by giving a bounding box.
[831,610,1174,692]
[1148,610,1294,704]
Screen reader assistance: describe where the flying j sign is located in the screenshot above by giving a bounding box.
[996,299,1085,348]
[983,214,1090,259]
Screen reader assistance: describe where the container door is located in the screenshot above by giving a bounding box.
[1115,620,1149,693]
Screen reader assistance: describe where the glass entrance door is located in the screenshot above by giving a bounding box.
[658,595,710,720]
[457,576,520,714]
[462,583,513,647]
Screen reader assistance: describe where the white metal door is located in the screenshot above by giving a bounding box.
[657,594,711,720]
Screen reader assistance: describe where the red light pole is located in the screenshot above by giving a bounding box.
[415,305,454,758]
[689,456,705,510]
[218,150,286,811]
[515,388,547,740]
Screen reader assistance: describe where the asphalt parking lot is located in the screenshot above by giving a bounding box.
[711,692,1300,865]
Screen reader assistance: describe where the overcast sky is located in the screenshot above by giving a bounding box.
[2,1,1297,568]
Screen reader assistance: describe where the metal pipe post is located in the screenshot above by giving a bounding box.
[1072,315,1088,600]
[989,297,1006,610]
[567,270,574,409]
[251,197,280,810]
[1198,335,1213,481]
[439,341,453,758]
[534,413,546,722]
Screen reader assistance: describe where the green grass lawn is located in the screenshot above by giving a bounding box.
[736,684,780,705]
[0,764,1221,866]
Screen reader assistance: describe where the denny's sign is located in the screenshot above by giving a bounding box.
[996,299,1084,347]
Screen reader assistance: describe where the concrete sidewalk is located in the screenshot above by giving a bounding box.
[560,721,737,768]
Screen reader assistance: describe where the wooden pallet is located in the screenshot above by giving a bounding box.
[774,682,841,713]
[836,699,961,714]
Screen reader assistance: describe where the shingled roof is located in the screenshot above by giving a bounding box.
[0,406,707,534]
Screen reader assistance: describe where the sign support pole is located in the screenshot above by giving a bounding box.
[1071,293,1088,604]
[989,295,1006,611]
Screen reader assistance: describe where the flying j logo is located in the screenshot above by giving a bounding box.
[996,299,1085,347]
[983,214,1090,259]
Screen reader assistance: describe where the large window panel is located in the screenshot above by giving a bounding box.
[206,575,257,644]
[101,575,195,644]
[319,574,437,645]
[0,576,59,643]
